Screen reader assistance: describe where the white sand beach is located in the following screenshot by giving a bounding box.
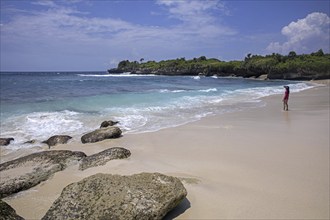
[2,85,329,219]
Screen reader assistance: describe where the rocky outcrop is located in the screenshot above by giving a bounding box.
[42,135,72,148]
[0,150,86,198]
[267,70,330,80]
[42,173,187,220]
[81,127,122,144]
[107,68,124,74]
[109,53,330,80]
[79,147,131,171]
[0,138,14,146]
[0,200,24,220]
[100,120,119,128]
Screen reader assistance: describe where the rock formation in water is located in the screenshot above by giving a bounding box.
[0,138,14,146]
[42,135,72,148]
[81,127,122,144]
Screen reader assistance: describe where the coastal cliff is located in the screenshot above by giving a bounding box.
[108,50,330,80]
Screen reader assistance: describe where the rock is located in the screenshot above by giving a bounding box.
[24,139,37,144]
[0,200,24,220]
[0,150,86,199]
[81,127,122,144]
[42,135,72,148]
[0,138,14,146]
[107,68,124,74]
[100,120,119,128]
[268,70,330,80]
[79,147,131,171]
[257,74,268,80]
[42,173,187,220]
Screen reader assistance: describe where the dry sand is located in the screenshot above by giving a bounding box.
[2,85,329,219]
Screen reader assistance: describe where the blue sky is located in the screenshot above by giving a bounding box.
[1,0,329,71]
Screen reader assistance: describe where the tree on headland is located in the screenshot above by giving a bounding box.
[312,49,324,56]
[118,60,130,69]
[288,51,297,59]
[199,56,207,61]
[245,53,252,61]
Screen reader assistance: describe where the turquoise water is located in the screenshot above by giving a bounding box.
[0,72,314,150]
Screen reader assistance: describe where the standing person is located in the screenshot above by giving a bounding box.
[283,86,290,111]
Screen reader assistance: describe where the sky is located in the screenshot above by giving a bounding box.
[0,0,329,71]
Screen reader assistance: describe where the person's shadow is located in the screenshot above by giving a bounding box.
[163,197,191,219]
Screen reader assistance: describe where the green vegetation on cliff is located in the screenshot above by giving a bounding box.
[109,50,330,80]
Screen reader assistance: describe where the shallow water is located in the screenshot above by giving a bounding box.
[0,72,314,151]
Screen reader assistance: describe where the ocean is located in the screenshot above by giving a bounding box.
[0,71,315,151]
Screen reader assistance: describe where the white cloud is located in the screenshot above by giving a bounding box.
[2,0,234,43]
[31,0,57,7]
[1,0,236,70]
[158,0,217,22]
[157,0,230,27]
[267,12,330,54]
[154,0,236,45]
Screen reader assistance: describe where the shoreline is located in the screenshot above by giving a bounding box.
[0,79,319,160]
[2,85,329,219]
[0,78,323,155]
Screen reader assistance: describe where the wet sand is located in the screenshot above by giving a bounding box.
[2,85,329,219]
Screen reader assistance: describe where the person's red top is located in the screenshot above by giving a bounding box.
[284,90,289,100]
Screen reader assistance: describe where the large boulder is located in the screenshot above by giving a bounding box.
[79,147,131,171]
[42,135,72,148]
[81,127,122,144]
[0,138,14,146]
[0,150,86,198]
[0,200,24,220]
[42,173,187,220]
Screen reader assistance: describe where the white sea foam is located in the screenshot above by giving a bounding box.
[159,89,186,93]
[0,110,84,150]
[234,82,314,100]
[192,76,201,80]
[77,72,156,77]
[199,88,217,93]
[288,82,315,92]
[77,74,112,77]
[102,82,315,134]
[113,114,148,133]
[159,88,217,93]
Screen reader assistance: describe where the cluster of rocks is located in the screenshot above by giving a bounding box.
[0,120,122,148]
[0,120,188,219]
[0,147,133,197]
